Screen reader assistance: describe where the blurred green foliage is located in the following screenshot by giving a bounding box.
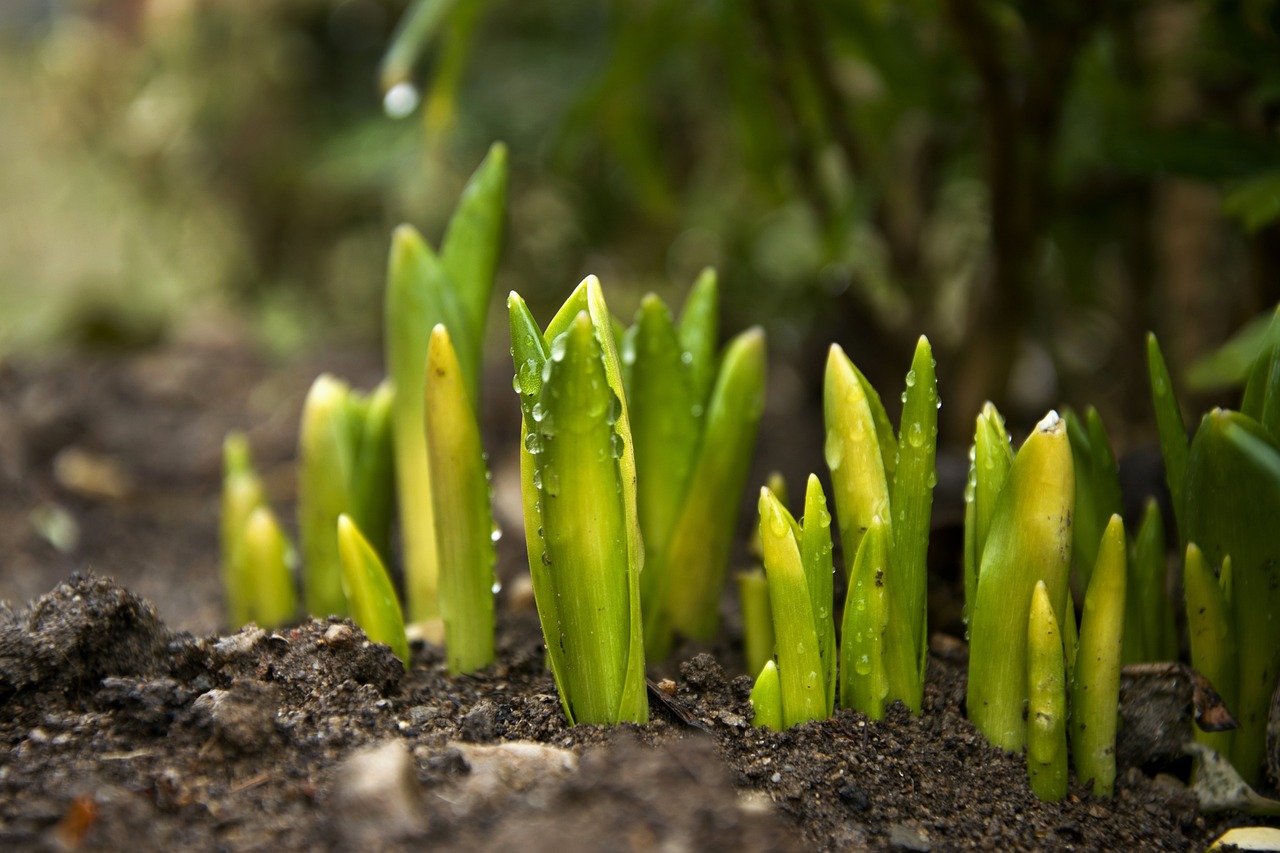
[2,0,1278,428]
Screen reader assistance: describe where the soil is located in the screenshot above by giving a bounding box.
[0,341,1277,852]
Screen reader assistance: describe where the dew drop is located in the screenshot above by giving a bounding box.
[681,351,693,365]
[824,431,844,471]
[532,402,545,423]
[907,423,925,448]
[610,432,625,459]
[382,82,420,118]
[543,466,560,496]
[492,580,503,594]
[926,471,938,488]
[855,654,872,675]
[905,370,917,388]
[491,526,503,542]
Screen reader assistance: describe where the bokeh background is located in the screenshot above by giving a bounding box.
[2,0,1279,441]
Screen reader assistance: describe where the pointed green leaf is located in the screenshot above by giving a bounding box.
[737,569,774,682]
[800,474,836,714]
[241,506,297,629]
[221,433,266,630]
[1027,580,1068,802]
[840,516,891,720]
[440,142,508,351]
[750,660,784,730]
[824,344,892,577]
[1184,410,1280,783]
[1124,499,1175,664]
[337,514,409,669]
[890,335,938,697]
[1072,514,1126,798]
[663,328,766,644]
[349,381,396,566]
[759,487,826,728]
[1147,333,1188,543]
[965,403,1013,628]
[677,268,719,407]
[425,325,496,674]
[968,411,1074,752]
[298,374,356,617]
[1185,542,1238,761]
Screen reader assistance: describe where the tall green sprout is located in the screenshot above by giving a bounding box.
[623,271,766,657]
[424,324,496,674]
[386,143,507,630]
[508,278,647,725]
[297,375,394,617]
[1149,332,1280,785]
[220,434,296,629]
[967,410,1074,752]
[824,337,938,712]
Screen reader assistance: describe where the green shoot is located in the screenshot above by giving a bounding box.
[624,271,766,656]
[840,516,892,720]
[750,659,783,731]
[1026,580,1068,802]
[967,410,1074,752]
[1071,514,1126,798]
[758,487,826,728]
[1184,543,1238,763]
[385,143,507,630]
[824,337,937,712]
[1123,499,1176,664]
[1146,333,1188,542]
[297,375,395,618]
[1064,407,1122,591]
[963,403,1013,634]
[1184,409,1280,784]
[508,279,647,725]
[238,506,298,630]
[424,324,496,674]
[337,514,410,669]
[221,432,269,629]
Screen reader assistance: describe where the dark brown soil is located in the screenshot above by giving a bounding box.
[0,342,1276,852]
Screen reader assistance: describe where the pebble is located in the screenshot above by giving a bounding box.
[333,740,422,845]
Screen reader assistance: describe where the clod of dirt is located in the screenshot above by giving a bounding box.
[333,740,423,846]
[0,574,169,702]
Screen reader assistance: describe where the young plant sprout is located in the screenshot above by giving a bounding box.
[385,142,507,631]
[1064,407,1122,592]
[1184,543,1237,762]
[756,483,833,728]
[737,568,774,685]
[221,433,296,629]
[1149,332,1280,785]
[297,375,394,618]
[1071,514,1127,797]
[750,659,783,730]
[841,515,893,719]
[1026,580,1068,802]
[508,278,647,725]
[825,337,938,713]
[966,409,1073,753]
[1123,499,1177,664]
[424,324,495,675]
[337,514,410,669]
[623,271,767,658]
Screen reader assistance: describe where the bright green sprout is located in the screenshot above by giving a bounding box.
[385,142,507,633]
[221,434,298,630]
[737,569,775,686]
[297,374,394,617]
[424,323,496,675]
[840,515,892,720]
[508,278,647,725]
[757,486,827,728]
[1026,580,1068,802]
[966,409,1073,753]
[1064,407,1122,592]
[1071,514,1127,798]
[824,337,938,713]
[1150,329,1280,785]
[962,402,1012,634]
[750,659,783,731]
[1185,543,1237,762]
[237,506,298,630]
[1123,499,1177,664]
[337,514,410,670]
[623,270,767,658]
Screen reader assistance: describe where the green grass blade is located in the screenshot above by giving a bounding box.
[440,142,508,370]
[425,325,496,674]
[298,374,356,617]
[241,506,297,629]
[625,295,699,650]
[1147,333,1188,543]
[968,411,1074,752]
[737,569,775,681]
[663,328,767,643]
[890,335,938,697]
[825,344,892,578]
[1027,580,1068,802]
[677,268,719,407]
[1184,542,1238,762]
[759,487,826,728]
[1071,514,1126,798]
[800,474,836,714]
[337,514,410,669]
[1185,411,1280,783]
[840,516,891,720]
[1124,499,1175,663]
[221,433,266,630]
[750,660,784,730]
[350,381,396,566]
